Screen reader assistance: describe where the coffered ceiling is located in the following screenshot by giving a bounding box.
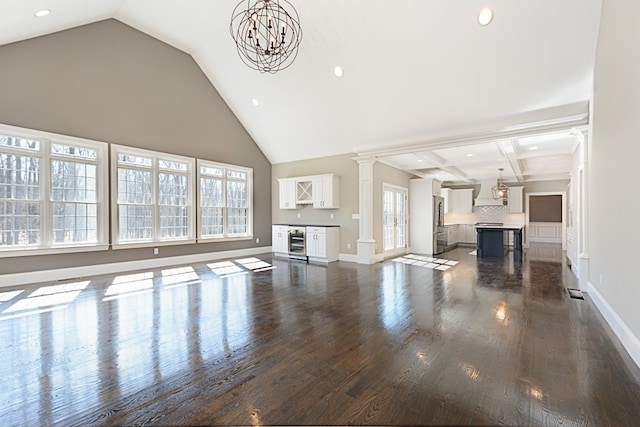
[0,0,603,184]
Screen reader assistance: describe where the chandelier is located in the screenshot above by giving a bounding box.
[492,168,509,202]
[230,0,303,74]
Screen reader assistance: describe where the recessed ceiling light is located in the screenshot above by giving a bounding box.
[467,153,474,157]
[34,9,50,18]
[529,146,538,151]
[334,66,344,78]
[478,8,493,26]
[417,159,424,163]
[251,98,259,106]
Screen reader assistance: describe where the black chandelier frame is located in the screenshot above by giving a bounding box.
[230,0,303,74]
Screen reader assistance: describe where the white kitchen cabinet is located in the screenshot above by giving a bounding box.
[460,224,476,244]
[278,178,297,209]
[446,224,459,248]
[272,225,289,254]
[306,226,339,262]
[508,186,524,213]
[442,188,473,213]
[312,174,340,209]
[278,174,340,210]
[442,188,451,213]
[468,225,477,244]
[456,189,473,213]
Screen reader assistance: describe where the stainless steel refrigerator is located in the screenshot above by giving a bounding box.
[433,196,446,254]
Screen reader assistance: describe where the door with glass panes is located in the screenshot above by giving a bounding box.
[383,184,408,255]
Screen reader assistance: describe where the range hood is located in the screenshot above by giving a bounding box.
[474,179,506,206]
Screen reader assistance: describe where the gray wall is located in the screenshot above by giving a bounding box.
[590,0,640,343]
[271,155,413,257]
[0,19,271,274]
[272,153,359,255]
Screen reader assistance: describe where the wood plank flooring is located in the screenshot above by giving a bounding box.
[1,245,640,426]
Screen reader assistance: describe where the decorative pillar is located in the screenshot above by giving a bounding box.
[577,130,590,291]
[355,156,377,264]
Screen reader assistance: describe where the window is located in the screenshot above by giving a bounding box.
[112,145,195,247]
[382,184,407,253]
[198,160,252,240]
[0,125,108,256]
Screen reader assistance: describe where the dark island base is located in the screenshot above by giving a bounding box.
[476,226,523,260]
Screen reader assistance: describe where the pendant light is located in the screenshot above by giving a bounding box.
[230,0,303,74]
[492,168,509,202]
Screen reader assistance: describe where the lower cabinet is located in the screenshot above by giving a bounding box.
[272,225,289,255]
[460,224,476,245]
[445,225,459,250]
[306,226,339,262]
[445,224,476,249]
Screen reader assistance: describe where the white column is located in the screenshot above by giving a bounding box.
[355,157,377,264]
[578,130,590,291]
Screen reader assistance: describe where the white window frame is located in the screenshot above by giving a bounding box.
[111,144,196,249]
[0,123,109,257]
[197,159,253,242]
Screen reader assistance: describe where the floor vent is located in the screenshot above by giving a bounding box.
[567,288,584,300]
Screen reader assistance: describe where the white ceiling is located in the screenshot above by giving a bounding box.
[0,0,603,184]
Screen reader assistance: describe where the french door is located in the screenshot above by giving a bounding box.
[383,184,408,255]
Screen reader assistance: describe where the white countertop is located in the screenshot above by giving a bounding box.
[474,224,524,230]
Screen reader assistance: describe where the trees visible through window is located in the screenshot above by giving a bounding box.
[1,125,254,256]
[0,128,107,255]
[112,146,195,247]
[199,161,252,239]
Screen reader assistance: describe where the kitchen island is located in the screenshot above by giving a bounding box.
[475,224,524,260]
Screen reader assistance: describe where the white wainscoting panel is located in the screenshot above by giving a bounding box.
[529,222,563,243]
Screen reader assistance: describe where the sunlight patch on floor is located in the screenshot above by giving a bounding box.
[392,254,459,271]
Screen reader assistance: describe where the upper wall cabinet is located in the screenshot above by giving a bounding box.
[277,174,340,210]
[442,188,473,214]
[278,178,297,209]
[508,186,524,213]
[312,174,340,209]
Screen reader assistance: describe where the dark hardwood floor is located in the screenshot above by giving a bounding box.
[1,244,640,426]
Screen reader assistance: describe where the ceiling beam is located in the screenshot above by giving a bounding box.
[497,139,524,182]
[355,114,589,158]
[416,152,474,183]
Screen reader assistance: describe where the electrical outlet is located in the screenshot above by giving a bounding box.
[297,213,301,219]
[256,238,260,244]
[347,243,351,250]
[153,247,159,255]
[330,213,334,219]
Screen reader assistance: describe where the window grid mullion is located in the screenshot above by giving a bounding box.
[152,163,159,242]
[41,140,52,248]
[222,170,228,236]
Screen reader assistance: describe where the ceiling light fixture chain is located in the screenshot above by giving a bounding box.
[230,0,303,74]
[492,167,509,203]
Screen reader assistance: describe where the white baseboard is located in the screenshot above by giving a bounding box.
[587,281,640,370]
[0,246,273,288]
[338,253,358,263]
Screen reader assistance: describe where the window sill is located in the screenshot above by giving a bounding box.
[112,239,197,250]
[198,235,254,243]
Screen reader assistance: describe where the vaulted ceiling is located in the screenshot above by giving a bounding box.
[0,0,603,184]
